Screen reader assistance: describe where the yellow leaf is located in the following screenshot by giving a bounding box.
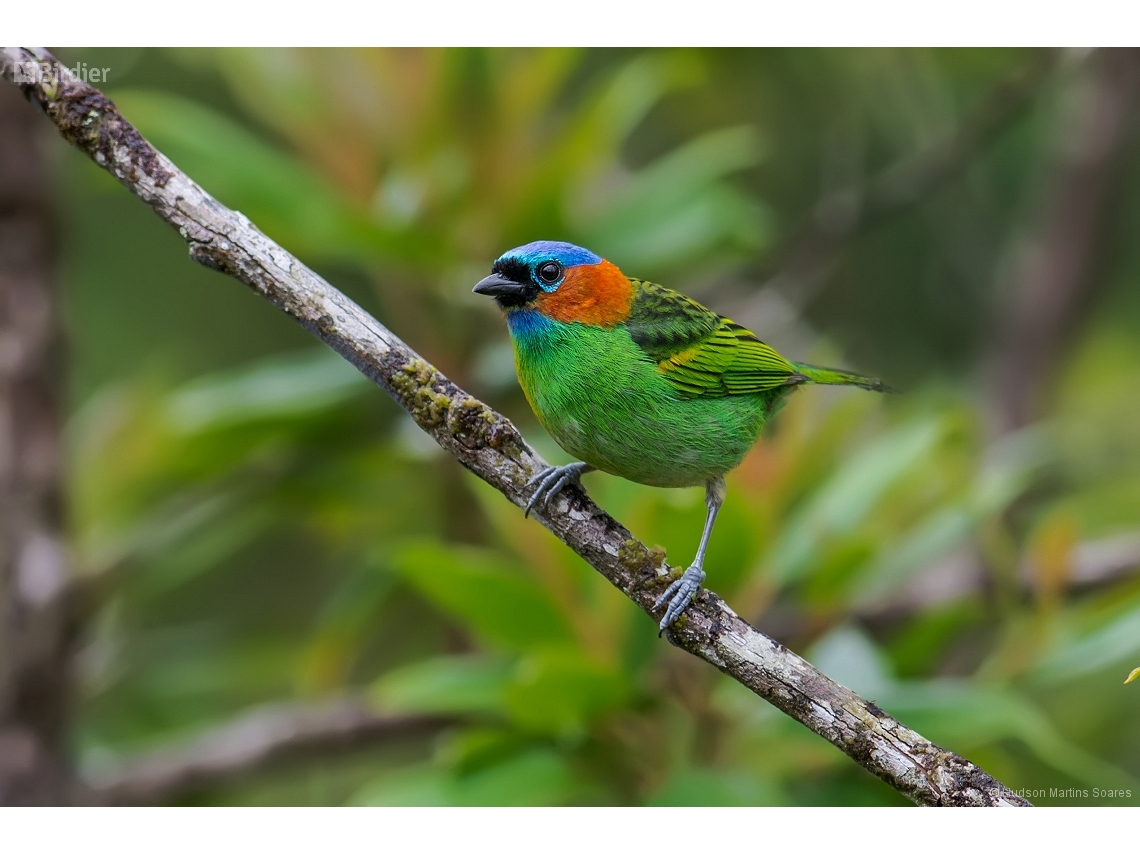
[1125,667,1140,685]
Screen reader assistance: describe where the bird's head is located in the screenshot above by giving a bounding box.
[473,240,633,328]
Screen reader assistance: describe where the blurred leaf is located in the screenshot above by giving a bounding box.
[814,626,1136,790]
[350,766,450,806]
[166,349,368,435]
[649,768,787,806]
[300,555,398,691]
[392,541,577,650]
[574,125,771,271]
[568,50,705,155]
[809,624,895,699]
[139,501,278,594]
[886,601,986,678]
[109,89,397,261]
[353,748,583,806]
[434,727,537,775]
[1033,604,1140,685]
[371,654,513,716]
[444,748,585,805]
[1126,668,1140,685]
[851,508,973,608]
[503,648,629,736]
[803,538,877,606]
[770,417,944,584]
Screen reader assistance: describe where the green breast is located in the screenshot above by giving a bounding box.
[511,317,773,488]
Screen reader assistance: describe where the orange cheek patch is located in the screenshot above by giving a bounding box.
[536,260,633,327]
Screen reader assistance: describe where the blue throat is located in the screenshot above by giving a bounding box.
[506,308,573,360]
[506,307,557,341]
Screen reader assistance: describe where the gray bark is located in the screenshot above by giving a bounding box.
[2,47,1031,806]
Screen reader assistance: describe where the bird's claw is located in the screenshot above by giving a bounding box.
[654,565,706,635]
[524,462,590,518]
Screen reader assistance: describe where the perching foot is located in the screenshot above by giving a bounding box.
[654,564,706,634]
[524,462,592,518]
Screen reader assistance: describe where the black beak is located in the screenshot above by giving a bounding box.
[473,273,539,306]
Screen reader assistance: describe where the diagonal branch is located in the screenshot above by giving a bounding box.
[84,698,453,805]
[3,47,1029,807]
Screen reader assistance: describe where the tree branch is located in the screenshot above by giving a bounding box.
[84,698,452,805]
[3,47,1029,807]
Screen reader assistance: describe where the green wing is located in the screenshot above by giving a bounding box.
[625,279,802,399]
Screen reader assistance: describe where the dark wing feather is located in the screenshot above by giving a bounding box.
[625,279,801,399]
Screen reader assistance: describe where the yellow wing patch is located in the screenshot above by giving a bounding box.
[657,319,801,399]
[623,279,801,399]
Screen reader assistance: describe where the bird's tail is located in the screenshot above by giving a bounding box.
[792,362,896,393]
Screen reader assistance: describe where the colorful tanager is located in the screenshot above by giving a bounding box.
[474,241,891,631]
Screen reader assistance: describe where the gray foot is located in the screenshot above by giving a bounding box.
[654,565,706,634]
[525,462,591,518]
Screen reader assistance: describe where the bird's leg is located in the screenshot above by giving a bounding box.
[524,461,595,518]
[655,476,725,634]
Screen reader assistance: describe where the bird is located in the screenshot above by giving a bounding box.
[473,240,892,632]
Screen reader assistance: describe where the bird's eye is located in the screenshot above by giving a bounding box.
[537,261,562,284]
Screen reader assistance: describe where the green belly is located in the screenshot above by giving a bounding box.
[513,321,772,488]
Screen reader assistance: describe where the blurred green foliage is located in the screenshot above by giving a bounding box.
[54,48,1140,805]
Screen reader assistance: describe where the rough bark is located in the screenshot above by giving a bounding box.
[0,72,75,805]
[2,47,1030,806]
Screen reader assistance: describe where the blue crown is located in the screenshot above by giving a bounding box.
[496,240,601,269]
